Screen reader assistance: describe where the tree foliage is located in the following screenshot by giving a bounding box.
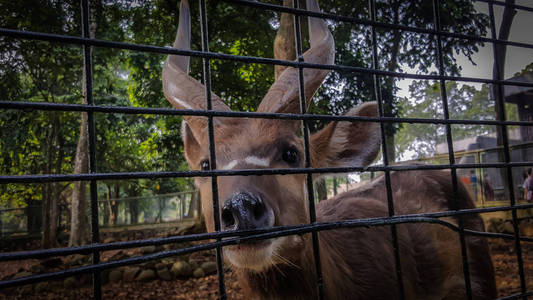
[0,0,493,244]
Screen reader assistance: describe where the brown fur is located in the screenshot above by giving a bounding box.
[164,1,495,298]
[234,170,497,300]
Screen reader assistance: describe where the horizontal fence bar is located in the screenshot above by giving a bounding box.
[2,101,533,127]
[221,0,533,49]
[1,213,531,289]
[477,0,533,14]
[499,291,533,300]
[2,28,533,89]
[1,161,533,184]
[2,202,533,263]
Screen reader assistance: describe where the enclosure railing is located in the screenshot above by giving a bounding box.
[0,191,199,238]
[1,0,533,300]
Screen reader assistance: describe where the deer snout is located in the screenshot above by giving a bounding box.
[221,192,272,231]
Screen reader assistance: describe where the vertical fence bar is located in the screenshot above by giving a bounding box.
[292,1,324,298]
[488,3,527,299]
[80,0,101,299]
[198,1,227,299]
[432,1,473,298]
[367,0,405,298]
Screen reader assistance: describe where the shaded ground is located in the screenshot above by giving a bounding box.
[1,238,532,299]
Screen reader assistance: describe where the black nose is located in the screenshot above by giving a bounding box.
[222,192,269,230]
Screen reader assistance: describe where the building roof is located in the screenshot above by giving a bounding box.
[505,72,533,104]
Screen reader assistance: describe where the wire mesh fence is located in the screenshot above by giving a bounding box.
[1,0,533,299]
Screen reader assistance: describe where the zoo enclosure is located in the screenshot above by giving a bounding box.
[0,191,199,238]
[1,1,533,300]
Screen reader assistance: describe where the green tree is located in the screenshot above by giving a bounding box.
[396,81,518,159]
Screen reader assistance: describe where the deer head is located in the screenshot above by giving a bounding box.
[163,0,381,272]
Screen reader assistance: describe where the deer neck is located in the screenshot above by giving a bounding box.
[235,236,317,300]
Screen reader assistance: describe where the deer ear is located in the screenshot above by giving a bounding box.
[181,120,203,168]
[310,102,381,168]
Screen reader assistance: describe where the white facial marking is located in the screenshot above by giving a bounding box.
[220,156,271,170]
[221,160,239,170]
[244,156,270,167]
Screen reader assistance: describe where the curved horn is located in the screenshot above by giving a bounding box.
[257,0,334,114]
[163,0,230,136]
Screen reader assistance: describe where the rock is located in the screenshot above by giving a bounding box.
[110,251,128,261]
[40,257,62,268]
[35,281,48,292]
[502,221,515,234]
[188,259,200,270]
[68,254,88,266]
[521,224,533,237]
[63,277,77,289]
[171,261,192,278]
[103,237,114,244]
[19,285,33,294]
[193,268,205,278]
[140,245,157,254]
[108,269,123,283]
[141,261,156,269]
[30,264,44,274]
[136,269,156,281]
[13,271,33,279]
[79,274,91,285]
[123,266,141,282]
[201,262,218,275]
[155,262,167,270]
[156,267,172,281]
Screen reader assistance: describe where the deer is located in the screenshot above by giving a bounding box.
[162,0,497,299]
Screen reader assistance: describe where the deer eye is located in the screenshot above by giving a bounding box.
[282,146,300,165]
[201,160,210,171]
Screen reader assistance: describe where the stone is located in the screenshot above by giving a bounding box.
[193,268,205,278]
[68,254,88,266]
[110,251,128,261]
[108,269,123,283]
[201,262,217,275]
[140,245,157,254]
[123,266,141,282]
[136,269,156,281]
[103,237,114,244]
[155,262,167,270]
[19,285,33,294]
[40,257,62,268]
[63,277,77,289]
[502,221,515,234]
[522,225,533,237]
[188,259,200,270]
[156,267,172,281]
[79,274,91,285]
[13,271,32,279]
[35,281,48,292]
[141,261,156,269]
[171,261,192,278]
[30,264,44,274]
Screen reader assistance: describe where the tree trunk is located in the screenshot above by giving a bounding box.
[69,110,89,246]
[42,112,61,248]
[69,2,97,246]
[129,199,139,224]
[274,0,296,79]
[315,178,328,201]
[381,0,401,163]
[491,0,516,201]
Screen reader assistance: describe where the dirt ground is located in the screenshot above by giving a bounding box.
[1,238,532,299]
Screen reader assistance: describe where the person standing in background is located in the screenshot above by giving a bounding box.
[524,168,533,203]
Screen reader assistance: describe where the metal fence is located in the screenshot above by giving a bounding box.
[0,191,199,238]
[1,0,533,300]
[404,142,533,205]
